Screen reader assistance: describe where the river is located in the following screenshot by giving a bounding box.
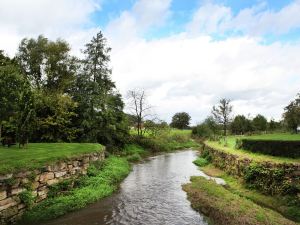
[44,150,209,225]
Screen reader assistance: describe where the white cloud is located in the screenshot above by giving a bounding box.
[188,0,300,36]
[1,0,300,125]
[0,0,102,56]
[186,3,232,34]
[105,0,172,47]
[111,34,300,124]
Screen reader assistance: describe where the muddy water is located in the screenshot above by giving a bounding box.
[44,150,210,225]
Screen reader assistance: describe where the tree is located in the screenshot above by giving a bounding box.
[17,36,78,142]
[203,116,219,137]
[212,98,232,136]
[16,80,35,148]
[0,50,24,141]
[252,114,267,132]
[170,112,191,129]
[230,115,252,135]
[72,31,128,145]
[127,89,152,136]
[283,94,300,133]
[17,35,76,93]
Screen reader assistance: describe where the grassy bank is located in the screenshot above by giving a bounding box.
[205,137,300,164]
[131,129,199,152]
[201,164,300,222]
[19,156,131,224]
[0,143,104,175]
[183,176,298,225]
[18,130,197,224]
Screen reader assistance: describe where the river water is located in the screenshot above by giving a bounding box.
[44,150,209,225]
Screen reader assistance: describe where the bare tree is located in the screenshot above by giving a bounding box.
[127,89,152,136]
[212,98,233,136]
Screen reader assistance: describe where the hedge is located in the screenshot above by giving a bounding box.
[240,139,300,158]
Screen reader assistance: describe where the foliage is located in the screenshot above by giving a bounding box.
[20,157,131,224]
[283,94,300,133]
[193,157,209,167]
[240,139,300,158]
[183,176,297,225]
[212,98,232,136]
[0,51,24,141]
[230,115,252,135]
[201,164,300,222]
[243,163,299,195]
[19,190,36,209]
[72,31,129,146]
[252,114,268,132]
[170,112,191,129]
[0,143,103,174]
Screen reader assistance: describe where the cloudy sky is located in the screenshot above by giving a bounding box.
[1,0,300,124]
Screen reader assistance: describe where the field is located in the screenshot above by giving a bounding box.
[0,143,103,175]
[206,135,300,163]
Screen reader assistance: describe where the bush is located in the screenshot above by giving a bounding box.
[193,157,209,167]
[192,124,212,138]
[241,139,300,158]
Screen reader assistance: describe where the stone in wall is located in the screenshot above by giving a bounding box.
[0,150,105,225]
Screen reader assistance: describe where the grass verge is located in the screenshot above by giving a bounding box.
[200,164,300,222]
[205,138,300,164]
[183,176,298,225]
[19,156,131,224]
[0,143,104,175]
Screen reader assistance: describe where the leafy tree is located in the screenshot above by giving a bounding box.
[170,112,191,129]
[212,98,232,136]
[33,93,78,142]
[17,36,76,93]
[283,94,300,133]
[231,115,252,135]
[16,80,35,148]
[192,124,212,138]
[203,116,220,137]
[0,50,24,141]
[252,114,267,132]
[72,31,128,146]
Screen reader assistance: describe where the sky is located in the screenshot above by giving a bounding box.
[1,0,300,124]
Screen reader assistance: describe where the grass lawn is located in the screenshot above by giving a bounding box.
[0,143,104,175]
[183,176,298,225]
[206,136,300,164]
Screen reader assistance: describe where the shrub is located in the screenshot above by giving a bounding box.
[193,157,209,167]
[241,139,300,158]
[127,153,142,162]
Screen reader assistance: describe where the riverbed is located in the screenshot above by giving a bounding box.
[44,150,209,225]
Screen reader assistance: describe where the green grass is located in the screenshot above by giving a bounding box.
[244,133,300,141]
[193,157,209,167]
[0,143,104,175]
[183,176,298,225]
[206,137,300,164]
[200,164,300,222]
[19,156,131,224]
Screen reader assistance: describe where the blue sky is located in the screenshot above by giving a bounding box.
[0,0,300,123]
[88,0,300,44]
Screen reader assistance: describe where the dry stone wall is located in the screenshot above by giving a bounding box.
[0,151,105,224]
[202,144,300,196]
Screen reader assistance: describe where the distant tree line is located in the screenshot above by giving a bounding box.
[193,95,300,138]
[0,31,129,148]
